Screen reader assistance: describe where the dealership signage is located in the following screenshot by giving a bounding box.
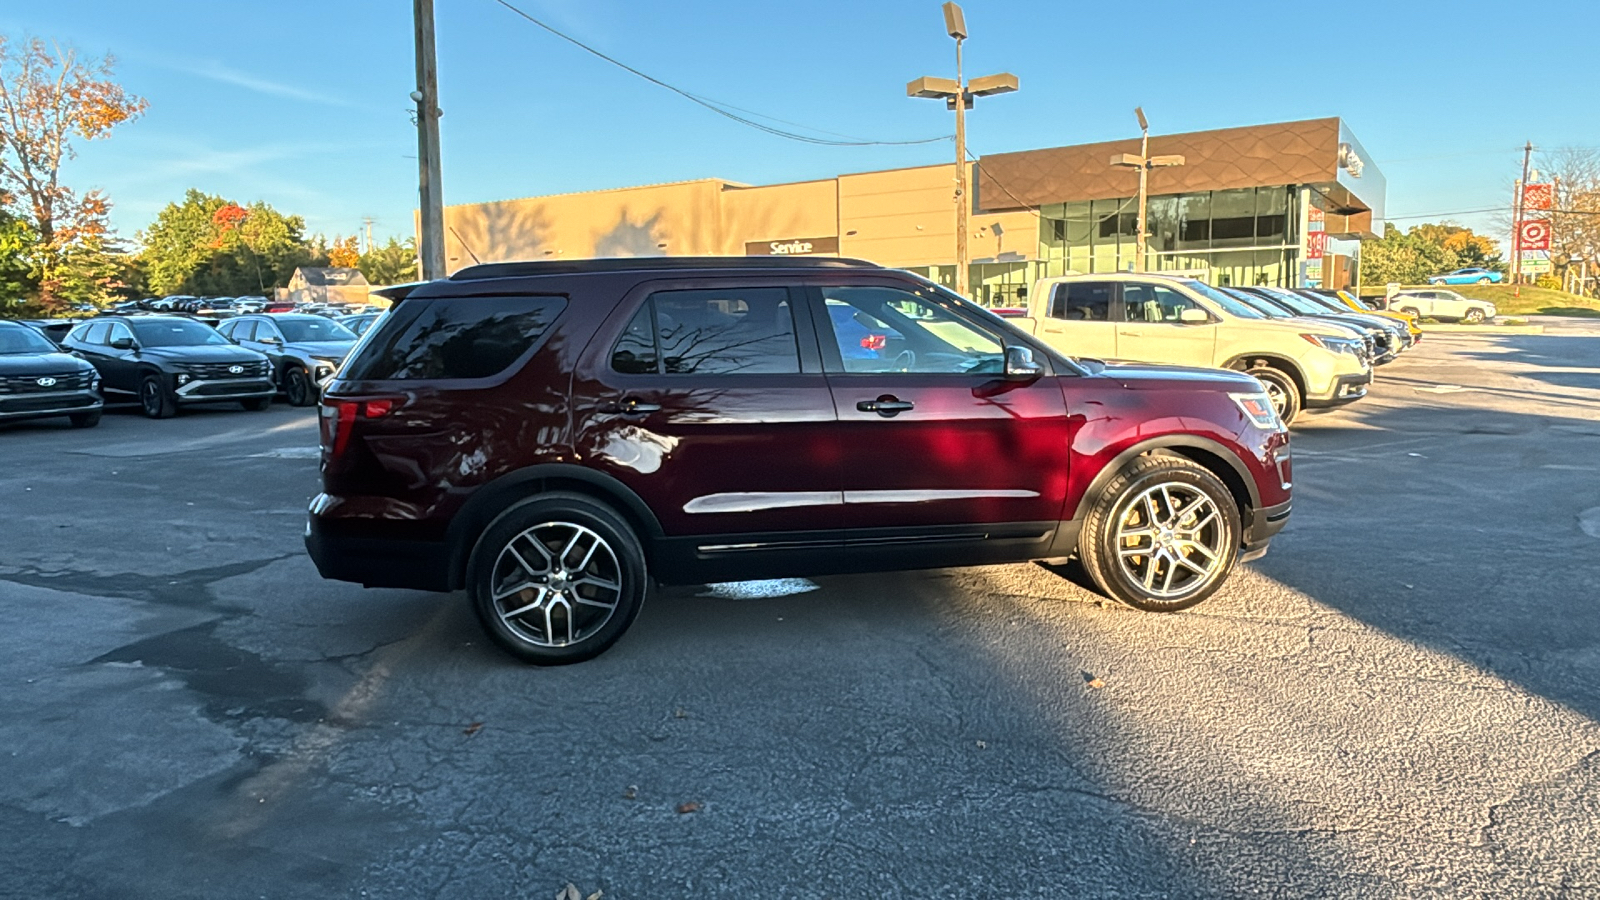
[1303,209,1326,287]
[745,236,840,256]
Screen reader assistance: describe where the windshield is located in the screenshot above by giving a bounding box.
[278,317,357,343]
[130,319,231,347]
[0,323,58,354]
[1295,291,1349,313]
[1180,280,1265,319]
[1222,288,1289,317]
[1255,287,1326,316]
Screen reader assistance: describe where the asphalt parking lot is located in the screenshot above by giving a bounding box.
[3,321,1599,899]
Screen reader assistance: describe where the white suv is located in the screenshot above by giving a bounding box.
[1018,273,1373,425]
[1387,289,1496,324]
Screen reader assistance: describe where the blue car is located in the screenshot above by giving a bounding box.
[1427,267,1503,285]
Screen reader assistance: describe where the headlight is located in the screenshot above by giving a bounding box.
[176,373,190,384]
[1299,333,1364,356]
[1231,391,1284,431]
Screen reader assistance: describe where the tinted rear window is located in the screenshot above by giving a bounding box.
[341,295,566,380]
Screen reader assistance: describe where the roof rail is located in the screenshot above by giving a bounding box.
[447,256,881,281]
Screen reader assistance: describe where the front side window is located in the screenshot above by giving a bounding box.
[1050,282,1114,321]
[82,322,111,345]
[232,320,258,342]
[652,288,799,375]
[1123,284,1203,323]
[342,294,566,381]
[106,322,134,345]
[819,286,1003,375]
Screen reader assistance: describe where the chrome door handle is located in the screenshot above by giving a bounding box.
[857,397,914,417]
[601,397,661,415]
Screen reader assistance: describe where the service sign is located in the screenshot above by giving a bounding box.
[745,236,840,256]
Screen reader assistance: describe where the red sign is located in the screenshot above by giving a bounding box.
[1305,232,1327,259]
[1518,219,1552,251]
[1523,183,1554,211]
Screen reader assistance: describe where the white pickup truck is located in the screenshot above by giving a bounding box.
[1009,272,1372,425]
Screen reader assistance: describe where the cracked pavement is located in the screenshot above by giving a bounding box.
[2,320,1599,898]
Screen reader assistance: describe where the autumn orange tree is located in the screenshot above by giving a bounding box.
[328,235,361,269]
[0,35,146,309]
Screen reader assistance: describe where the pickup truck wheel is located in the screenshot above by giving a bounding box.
[467,492,647,665]
[1077,456,1241,613]
[1463,308,1486,324]
[1245,363,1301,427]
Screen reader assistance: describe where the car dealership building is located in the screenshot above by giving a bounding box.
[438,117,1384,306]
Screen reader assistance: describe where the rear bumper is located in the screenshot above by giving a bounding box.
[1240,499,1292,562]
[305,498,454,592]
[1305,370,1372,408]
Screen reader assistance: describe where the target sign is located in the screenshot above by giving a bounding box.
[1523,182,1554,211]
[1518,219,1551,251]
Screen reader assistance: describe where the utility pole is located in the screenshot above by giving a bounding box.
[1109,108,1185,273]
[362,217,375,254]
[907,3,1017,299]
[1513,140,1532,286]
[413,0,446,280]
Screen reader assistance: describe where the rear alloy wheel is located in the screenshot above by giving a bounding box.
[1077,455,1241,612]
[139,374,177,419]
[1462,308,1486,324]
[468,493,646,665]
[1244,363,1301,427]
[69,410,101,428]
[284,365,316,407]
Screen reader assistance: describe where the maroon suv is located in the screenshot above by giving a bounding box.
[306,258,1292,664]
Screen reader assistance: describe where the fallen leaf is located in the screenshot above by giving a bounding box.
[463,722,484,736]
[622,786,637,800]
[556,884,581,900]
[975,740,987,749]
[587,892,604,900]
[1087,679,1105,689]
[676,801,701,814]
[673,708,688,719]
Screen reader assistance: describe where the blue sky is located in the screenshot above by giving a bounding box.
[10,0,1596,248]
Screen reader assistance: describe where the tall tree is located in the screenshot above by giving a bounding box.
[0,36,145,246]
[140,189,321,295]
[1538,147,1600,289]
[358,236,418,285]
[327,235,360,269]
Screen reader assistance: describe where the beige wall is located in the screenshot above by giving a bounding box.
[436,166,1041,274]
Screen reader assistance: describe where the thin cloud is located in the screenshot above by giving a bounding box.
[171,60,356,108]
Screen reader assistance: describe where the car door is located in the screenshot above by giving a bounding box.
[70,322,122,392]
[246,319,288,378]
[569,280,842,578]
[1114,282,1219,367]
[1035,281,1119,359]
[101,321,141,391]
[810,280,1072,561]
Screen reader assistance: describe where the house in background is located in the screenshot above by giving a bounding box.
[283,267,371,306]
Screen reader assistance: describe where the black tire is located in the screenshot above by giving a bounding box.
[467,492,647,665]
[1244,362,1301,427]
[1463,308,1486,324]
[139,374,177,419]
[240,396,272,411]
[1477,277,1492,284]
[1077,455,1242,613]
[69,410,101,428]
[284,366,316,407]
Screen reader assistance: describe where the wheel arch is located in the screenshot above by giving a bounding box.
[1221,353,1307,401]
[1079,436,1261,532]
[444,464,664,591]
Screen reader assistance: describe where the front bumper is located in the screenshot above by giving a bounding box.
[174,377,276,404]
[0,390,102,420]
[1305,370,1372,409]
[1240,499,1292,562]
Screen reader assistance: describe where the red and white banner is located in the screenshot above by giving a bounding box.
[1518,219,1552,251]
[1306,231,1327,259]
[1523,183,1554,211]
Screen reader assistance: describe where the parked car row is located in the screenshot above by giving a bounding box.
[0,309,373,425]
[1008,274,1421,426]
[113,296,384,320]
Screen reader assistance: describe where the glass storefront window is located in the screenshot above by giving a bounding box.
[1176,192,1211,249]
[1256,186,1289,244]
[1210,189,1257,247]
[1146,195,1178,253]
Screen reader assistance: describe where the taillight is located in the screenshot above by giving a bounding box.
[321,397,398,459]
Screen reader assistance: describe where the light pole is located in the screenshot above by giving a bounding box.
[1109,107,1184,273]
[907,2,1017,298]
[413,0,446,280]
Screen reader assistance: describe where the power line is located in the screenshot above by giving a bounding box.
[488,0,952,148]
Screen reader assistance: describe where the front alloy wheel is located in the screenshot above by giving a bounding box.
[1077,455,1241,612]
[1463,308,1486,324]
[284,366,316,407]
[468,493,646,664]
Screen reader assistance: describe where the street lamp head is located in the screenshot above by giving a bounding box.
[1109,153,1143,169]
[907,76,961,99]
[942,2,968,39]
[967,73,1019,97]
[1148,154,1186,168]
[1135,106,1149,133]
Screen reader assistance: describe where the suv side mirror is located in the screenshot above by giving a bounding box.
[1178,308,1211,324]
[108,337,136,351]
[1003,345,1044,381]
[260,336,283,346]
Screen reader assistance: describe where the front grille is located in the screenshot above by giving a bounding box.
[179,360,270,379]
[0,394,97,413]
[0,371,94,394]
[188,379,272,397]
